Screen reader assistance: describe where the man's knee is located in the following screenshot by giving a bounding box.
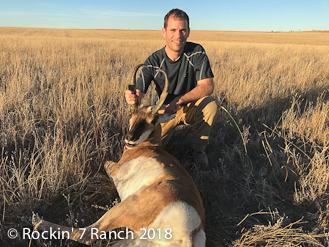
[205,96,219,113]
[196,96,219,122]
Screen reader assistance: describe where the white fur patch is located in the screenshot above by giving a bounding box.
[113,156,165,201]
[146,202,202,246]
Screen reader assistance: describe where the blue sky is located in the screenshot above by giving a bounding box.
[0,0,328,31]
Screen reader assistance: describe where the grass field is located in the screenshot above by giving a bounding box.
[1,27,329,246]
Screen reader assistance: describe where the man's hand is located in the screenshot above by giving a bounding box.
[164,96,182,114]
[125,89,145,105]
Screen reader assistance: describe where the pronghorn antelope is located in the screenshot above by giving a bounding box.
[32,64,206,246]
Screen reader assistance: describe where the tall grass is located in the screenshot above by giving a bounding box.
[1,27,329,246]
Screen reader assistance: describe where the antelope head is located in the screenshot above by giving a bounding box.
[124,64,174,150]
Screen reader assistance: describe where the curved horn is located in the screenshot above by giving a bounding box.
[130,64,147,109]
[133,64,147,87]
[151,68,169,115]
[130,64,169,114]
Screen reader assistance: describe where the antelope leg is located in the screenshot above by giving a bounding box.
[32,182,169,245]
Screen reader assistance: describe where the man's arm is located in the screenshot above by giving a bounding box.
[164,77,214,114]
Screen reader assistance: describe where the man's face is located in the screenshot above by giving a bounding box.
[162,15,190,54]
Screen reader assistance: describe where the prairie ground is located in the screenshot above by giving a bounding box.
[1,27,329,246]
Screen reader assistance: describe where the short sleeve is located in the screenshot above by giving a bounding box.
[193,48,214,82]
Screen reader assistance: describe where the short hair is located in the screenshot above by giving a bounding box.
[164,9,189,29]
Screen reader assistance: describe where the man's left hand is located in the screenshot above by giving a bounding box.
[164,96,182,114]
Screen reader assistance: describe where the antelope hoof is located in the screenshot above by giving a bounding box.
[32,212,42,226]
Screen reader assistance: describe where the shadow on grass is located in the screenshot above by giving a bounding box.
[165,86,329,246]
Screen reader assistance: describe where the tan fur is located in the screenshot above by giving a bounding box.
[105,145,205,229]
[32,107,205,246]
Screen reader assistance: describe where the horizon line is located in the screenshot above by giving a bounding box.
[1,26,328,33]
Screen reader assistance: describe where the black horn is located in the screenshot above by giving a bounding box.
[129,64,169,114]
[129,64,147,110]
[151,68,169,115]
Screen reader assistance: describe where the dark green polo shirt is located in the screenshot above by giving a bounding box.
[136,42,214,105]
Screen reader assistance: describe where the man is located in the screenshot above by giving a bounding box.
[125,8,218,166]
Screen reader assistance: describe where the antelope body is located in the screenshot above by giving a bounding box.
[32,65,206,246]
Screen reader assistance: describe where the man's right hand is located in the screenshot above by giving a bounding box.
[125,89,144,105]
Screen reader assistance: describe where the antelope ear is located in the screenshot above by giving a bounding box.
[158,113,176,123]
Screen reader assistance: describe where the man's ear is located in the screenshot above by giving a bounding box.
[162,27,166,38]
[158,113,176,123]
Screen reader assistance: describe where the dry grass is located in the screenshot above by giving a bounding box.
[1,27,329,246]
